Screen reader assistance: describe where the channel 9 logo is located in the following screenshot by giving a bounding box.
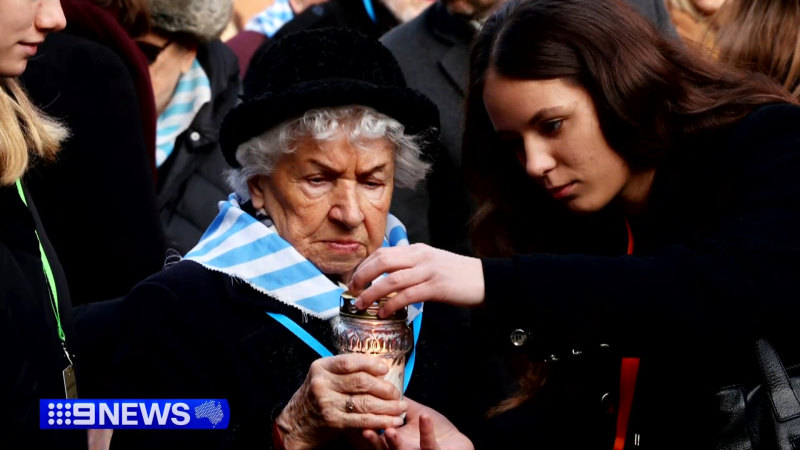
[40,399,229,429]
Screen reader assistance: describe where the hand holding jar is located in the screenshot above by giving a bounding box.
[333,292,414,412]
[275,354,407,449]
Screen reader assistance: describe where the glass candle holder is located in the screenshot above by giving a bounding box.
[333,292,413,417]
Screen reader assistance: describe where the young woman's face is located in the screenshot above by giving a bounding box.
[0,0,65,77]
[483,71,651,213]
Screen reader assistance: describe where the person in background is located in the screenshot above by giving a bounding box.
[665,0,726,47]
[109,27,463,450]
[712,0,800,99]
[241,0,431,90]
[0,0,85,448]
[350,0,800,447]
[225,0,328,77]
[20,0,167,306]
[139,0,241,255]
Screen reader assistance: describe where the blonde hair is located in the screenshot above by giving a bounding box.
[666,0,718,49]
[0,78,68,186]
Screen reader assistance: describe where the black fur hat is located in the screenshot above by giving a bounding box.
[219,27,440,168]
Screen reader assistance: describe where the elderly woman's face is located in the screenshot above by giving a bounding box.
[249,134,395,283]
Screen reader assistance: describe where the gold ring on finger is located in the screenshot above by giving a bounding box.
[345,396,356,413]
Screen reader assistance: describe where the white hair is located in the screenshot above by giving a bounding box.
[226,105,431,200]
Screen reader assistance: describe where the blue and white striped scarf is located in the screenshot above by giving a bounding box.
[155,59,212,167]
[184,194,423,322]
[244,0,294,38]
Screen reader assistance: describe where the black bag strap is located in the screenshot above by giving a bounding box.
[756,338,800,422]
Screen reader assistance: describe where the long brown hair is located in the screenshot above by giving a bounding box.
[713,0,800,98]
[465,0,794,258]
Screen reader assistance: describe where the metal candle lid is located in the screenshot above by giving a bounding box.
[339,291,408,320]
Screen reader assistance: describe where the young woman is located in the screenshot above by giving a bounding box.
[0,1,84,448]
[350,0,800,447]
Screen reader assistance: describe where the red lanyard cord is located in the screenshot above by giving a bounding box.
[614,357,640,449]
[613,218,639,450]
[625,217,634,256]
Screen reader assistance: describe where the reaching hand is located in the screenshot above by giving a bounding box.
[348,244,486,317]
[359,397,474,450]
[275,354,407,449]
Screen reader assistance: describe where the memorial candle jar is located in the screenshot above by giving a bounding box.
[333,292,413,408]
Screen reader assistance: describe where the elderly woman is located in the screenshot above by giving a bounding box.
[108,28,450,450]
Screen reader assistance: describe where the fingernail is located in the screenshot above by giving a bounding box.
[398,401,407,410]
[354,297,364,309]
[393,417,404,427]
[378,307,386,318]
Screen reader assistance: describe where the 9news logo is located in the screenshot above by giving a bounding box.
[40,399,230,429]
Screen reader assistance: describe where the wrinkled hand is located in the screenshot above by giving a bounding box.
[276,354,407,449]
[360,397,474,450]
[348,244,485,317]
[87,429,113,450]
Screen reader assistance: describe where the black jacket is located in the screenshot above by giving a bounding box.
[479,104,800,448]
[276,0,399,38]
[0,182,85,450]
[108,260,333,449]
[156,40,241,255]
[20,31,167,305]
[109,260,453,449]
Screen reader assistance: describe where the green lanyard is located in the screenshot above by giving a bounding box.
[14,179,66,343]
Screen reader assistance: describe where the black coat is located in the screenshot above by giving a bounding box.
[108,260,455,449]
[479,104,800,448]
[156,40,241,255]
[0,183,85,450]
[20,31,167,305]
